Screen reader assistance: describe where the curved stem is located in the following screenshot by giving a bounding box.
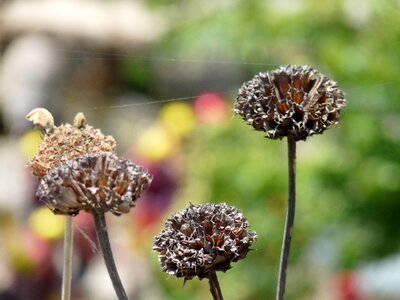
[276,135,297,300]
[61,216,74,300]
[93,211,128,300]
[208,271,224,300]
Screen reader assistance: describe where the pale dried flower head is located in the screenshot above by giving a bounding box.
[234,65,346,141]
[28,120,116,178]
[153,203,257,281]
[37,153,152,216]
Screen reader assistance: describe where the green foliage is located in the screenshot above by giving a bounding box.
[118,58,153,93]
[143,0,400,297]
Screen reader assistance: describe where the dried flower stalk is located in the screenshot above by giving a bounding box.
[37,153,152,300]
[26,109,128,300]
[234,65,346,300]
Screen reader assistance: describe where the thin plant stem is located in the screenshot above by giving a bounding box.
[92,210,128,300]
[276,134,296,300]
[208,271,224,300]
[61,215,73,300]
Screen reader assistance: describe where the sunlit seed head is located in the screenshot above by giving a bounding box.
[37,153,152,216]
[234,65,346,141]
[153,203,257,281]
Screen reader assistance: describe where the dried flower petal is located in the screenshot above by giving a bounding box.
[234,65,346,141]
[26,107,55,134]
[29,123,116,178]
[37,153,152,216]
[153,203,257,280]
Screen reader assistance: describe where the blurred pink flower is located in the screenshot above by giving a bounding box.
[194,92,229,124]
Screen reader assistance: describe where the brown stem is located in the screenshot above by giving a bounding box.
[276,135,296,300]
[93,210,128,300]
[208,271,224,300]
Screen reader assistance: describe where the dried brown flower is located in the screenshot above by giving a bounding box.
[234,65,346,141]
[29,123,117,178]
[37,153,152,216]
[153,203,257,281]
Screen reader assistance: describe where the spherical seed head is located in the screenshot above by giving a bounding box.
[29,123,117,178]
[37,153,152,216]
[153,203,257,281]
[234,65,346,141]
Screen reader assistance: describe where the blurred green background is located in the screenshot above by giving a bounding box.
[1,0,400,299]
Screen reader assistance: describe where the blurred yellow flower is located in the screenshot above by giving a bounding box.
[29,206,64,241]
[136,123,178,161]
[159,102,195,138]
[19,130,41,160]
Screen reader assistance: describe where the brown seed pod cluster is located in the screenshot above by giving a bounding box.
[29,123,116,178]
[234,65,346,141]
[37,153,152,216]
[153,203,257,281]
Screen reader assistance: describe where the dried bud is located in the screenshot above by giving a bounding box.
[26,107,55,134]
[234,65,346,141]
[28,123,116,178]
[153,203,257,281]
[73,112,87,129]
[37,153,152,216]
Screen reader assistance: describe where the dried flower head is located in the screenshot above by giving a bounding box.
[153,203,257,281]
[234,65,346,141]
[29,122,117,178]
[37,153,152,216]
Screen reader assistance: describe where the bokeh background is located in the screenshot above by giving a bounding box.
[1,0,400,299]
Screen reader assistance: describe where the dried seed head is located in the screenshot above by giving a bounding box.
[234,65,346,141]
[153,203,257,281]
[37,153,152,216]
[28,123,117,178]
[26,107,55,134]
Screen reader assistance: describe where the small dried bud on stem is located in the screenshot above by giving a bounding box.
[26,107,55,134]
[73,112,87,129]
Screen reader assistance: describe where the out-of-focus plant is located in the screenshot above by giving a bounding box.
[143,1,400,298]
